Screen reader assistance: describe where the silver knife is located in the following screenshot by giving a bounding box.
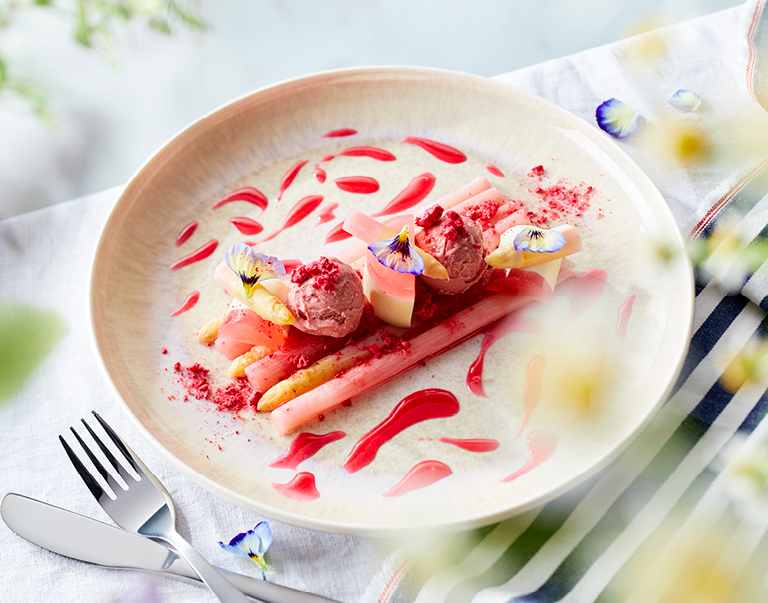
[1,493,340,603]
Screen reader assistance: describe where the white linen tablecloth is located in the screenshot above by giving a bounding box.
[4,2,768,602]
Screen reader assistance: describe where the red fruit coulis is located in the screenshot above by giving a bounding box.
[486,164,505,177]
[370,173,436,217]
[333,176,380,194]
[517,355,546,437]
[275,159,309,202]
[313,165,327,183]
[382,460,452,497]
[170,290,200,317]
[343,388,460,474]
[229,216,263,236]
[315,202,338,226]
[259,195,324,242]
[320,146,396,163]
[617,293,636,341]
[467,310,542,397]
[170,239,218,271]
[212,187,268,214]
[401,137,467,164]
[323,221,352,244]
[501,430,558,483]
[436,438,499,452]
[272,472,320,501]
[175,221,198,247]
[269,431,346,469]
[280,259,302,274]
[322,128,357,138]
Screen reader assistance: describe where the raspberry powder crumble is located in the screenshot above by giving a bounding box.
[440,210,467,241]
[290,256,339,292]
[415,204,444,228]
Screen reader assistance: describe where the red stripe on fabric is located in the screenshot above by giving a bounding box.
[689,158,768,239]
[746,1,765,98]
[377,561,412,603]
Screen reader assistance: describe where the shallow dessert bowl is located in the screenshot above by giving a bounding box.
[90,66,694,536]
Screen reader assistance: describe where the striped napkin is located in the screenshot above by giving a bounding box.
[362,2,768,601]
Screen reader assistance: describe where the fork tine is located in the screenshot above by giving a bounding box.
[59,435,105,500]
[92,411,140,474]
[69,426,111,483]
[68,425,127,496]
[79,418,131,482]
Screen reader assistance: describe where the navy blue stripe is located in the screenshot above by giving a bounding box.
[670,290,749,396]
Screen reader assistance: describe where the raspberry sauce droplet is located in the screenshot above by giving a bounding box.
[382,460,452,497]
[501,430,558,483]
[370,173,436,217]
[333,176,380,194]
[401,137,467,163]
[275,159,309,202]
[175,221,198,247]
[230,216,263,236]
[170,240,218,271]
[212,187,268,214]
[272,472,320,501]
[269,431,346,470]
[170,291,200,317]
[322,128,357,138]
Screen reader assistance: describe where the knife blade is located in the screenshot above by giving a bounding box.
[1,493,340,603]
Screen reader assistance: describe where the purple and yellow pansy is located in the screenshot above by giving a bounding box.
[225,243,286,296]
[512,225,567,254]
[218,521,273,579]
[367,226,425,275]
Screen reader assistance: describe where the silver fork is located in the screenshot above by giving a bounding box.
[60,412,249,603]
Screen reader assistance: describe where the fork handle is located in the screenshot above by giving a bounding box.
[161,530,250,603]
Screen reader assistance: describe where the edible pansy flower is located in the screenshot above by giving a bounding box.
[367,226,425,275]
[225,243,286,296]
[512,225,567,253]
[218,521,273,579]
[667,89,702,112]
[596,98,643,138]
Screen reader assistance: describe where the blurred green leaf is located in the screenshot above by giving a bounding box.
[0,56,7,89]
[33,0,53,6]
[168,1,210,31]
[148,17,171,34]
[7,79,57,127]
[75,1,92,47]
[0,298,68,404]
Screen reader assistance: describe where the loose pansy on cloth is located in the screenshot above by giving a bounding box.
[668,88,703,112]
[218,522,273,579]
[595,98,643,138]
